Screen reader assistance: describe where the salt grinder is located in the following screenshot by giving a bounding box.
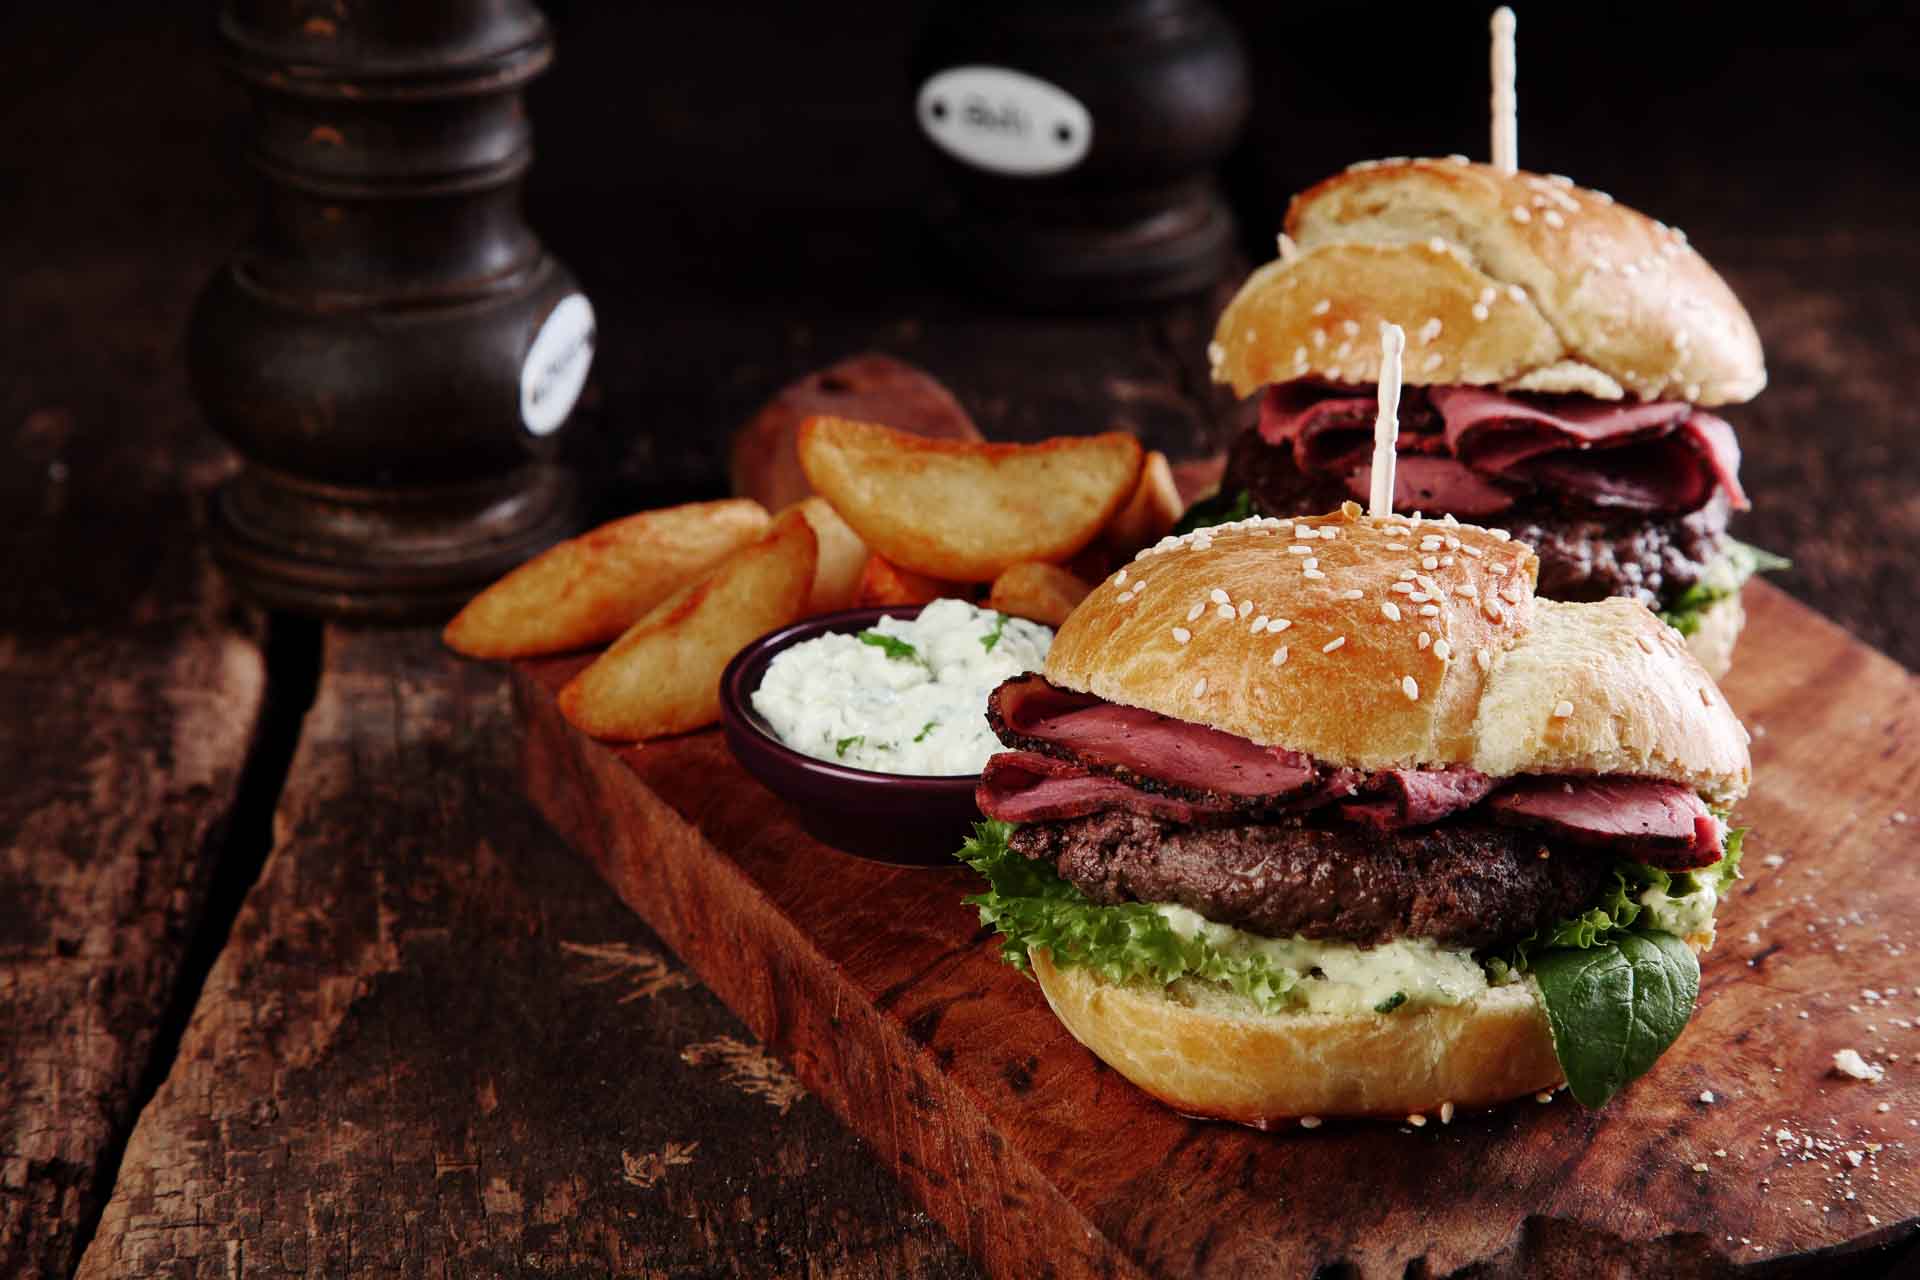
[189,0,591,621]
[911,0,1251,306]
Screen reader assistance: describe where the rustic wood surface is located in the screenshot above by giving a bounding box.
[76,629,976,1279]
[4,1,1919,1276]
[512,581,1920,1278]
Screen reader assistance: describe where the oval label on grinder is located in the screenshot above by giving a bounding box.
[520,293,595,438]
[917,65,1092,178]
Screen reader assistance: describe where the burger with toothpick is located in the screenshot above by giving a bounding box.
[958,329,1752,1125]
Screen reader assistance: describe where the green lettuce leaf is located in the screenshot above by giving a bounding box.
[1532,931,1700,1107]
[1171,488,1255,536]
[1659,539,1791,636]
[956,820,1304,1014]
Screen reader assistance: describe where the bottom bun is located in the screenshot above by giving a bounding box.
[1031,950,1563,1125]
[1682,592,1745,680]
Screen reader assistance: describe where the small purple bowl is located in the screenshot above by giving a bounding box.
[719,605,983,867]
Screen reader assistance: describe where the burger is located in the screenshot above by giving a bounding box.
[1203,157,1785,677]
[959,502,1750,1123]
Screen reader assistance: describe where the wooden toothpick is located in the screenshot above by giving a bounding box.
[1491,7,1517,173]
[1370,323,1406,518]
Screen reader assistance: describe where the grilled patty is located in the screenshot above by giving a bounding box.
[1011,808,1613,950]
[1225,428,1731,609]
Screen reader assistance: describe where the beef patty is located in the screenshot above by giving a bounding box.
[1011,808,1613,950]
[1225,427,1731,609]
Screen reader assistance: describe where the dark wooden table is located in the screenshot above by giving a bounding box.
[4,4,1916,1277]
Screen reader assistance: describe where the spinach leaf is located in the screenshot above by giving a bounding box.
[1172,488,1256,536]
[1531,931,1699,1108]
[1658,539,1791,635]
[858,630,922,663]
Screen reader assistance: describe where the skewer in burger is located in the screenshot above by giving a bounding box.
[959,502,1750,1123]
[1201,158,1785,676]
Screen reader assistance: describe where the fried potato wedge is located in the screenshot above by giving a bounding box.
[781,497,868,615]
[557,511,817,740]
[986,562,1093,627]
[1101,450,1184,558]
[797,416,1142,582]
[853,554,963,608]
[443,498,769,658]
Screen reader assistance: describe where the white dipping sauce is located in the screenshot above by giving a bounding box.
[752,598,1052,776]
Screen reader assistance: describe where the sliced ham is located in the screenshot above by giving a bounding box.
[976,752,1237,825]
[989,674,1319,800]
[1341,767,1500,830]
[1257,381,1745,515]
[1345,456,1518,517]
[1487,777,1725,869]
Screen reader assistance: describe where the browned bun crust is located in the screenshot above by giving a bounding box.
[1047,504,1751,806]
[1210,158,1765,406]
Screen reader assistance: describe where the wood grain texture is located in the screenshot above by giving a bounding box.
[512,581,1920,1278]
[76,629,976,1279]
[0,19,267,1264]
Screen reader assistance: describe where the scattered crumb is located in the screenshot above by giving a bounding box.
[1832,1049,1885,1082]
[1700,1090,1716,1104]
[1692,1161,1710,1172]
[1299,1115,1322,1129]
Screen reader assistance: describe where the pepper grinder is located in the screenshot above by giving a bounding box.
[911,0,1251,307]
[190,0,591,622]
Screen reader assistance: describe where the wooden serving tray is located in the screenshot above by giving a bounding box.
[515,580,1920,1277]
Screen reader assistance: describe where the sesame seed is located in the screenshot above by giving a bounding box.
[1407,1112,1427,1127]
[1187,602,1206,622]
[1420,537,1442,550]
[1433,639,1452,660]
[1312,299,1331,316]
[1206,341,1224,367]
[1478,286,1497,305]
[1303,558,1318,570]
[1312,329,1327,349]
[1428,235,1447,253]
[1398,569,1418,580]
[1461,546,1484,558]
[1489,563,1509,576]
[1635,634,1655,654]
[1536,1092,1553,1104]
[1114,569,1127,585]
[1418,317,1442,344]
[1293,345,1309,367]
[1699,687,1712,707]
[1391,582,1414,595]
[1238,600,1253,618]
[1490,529,1510,541]
[1456,582,1477,598]
[1423,556,1439,570]
[1216,604,1236,620]
[1441,555,1455,567]
[1334,340,1353,360]
[1402,676,1419,700]
[1408,591,1429,603]
[1512,206,1532,223]
[1288,544,1312,555]
[1685,382,1702,402]
[1250,616,1267,635]
[1320,527,1338,539]
[1544,210,1565,228]
[1341,588,1363,600]
[1323,636,1346,653]
[1304,569,1326,580]
[1382,602,1402,621]
[1420,604,1440,617]
[1294,524,1313,538]
[1476,649,1491,672]
[1507,284,1525,302]
[1271,645,1289,666]
[1553,700,1573,718]
[1422,352,1443,372]
[1270,618,1292,632]
[1172,627,1191,644]
[1419,632,1431,650]
[1341,319,1360,338]
[1439,1102,1455,1124]
[1472,303,1490,322]
[1209,588,1229,604]
[1299,1115,1321,1129]
[1193,677,1208,697]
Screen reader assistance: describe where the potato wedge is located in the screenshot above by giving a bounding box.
[853,554,963,608]
[987,562,1093,627]
[780,497,868,615]
[557,511,817,740]
[1101,450,1183,558]
[798,416,1142,581]
[443,498,769,658]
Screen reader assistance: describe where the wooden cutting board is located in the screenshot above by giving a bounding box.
[515,580,1920,1278]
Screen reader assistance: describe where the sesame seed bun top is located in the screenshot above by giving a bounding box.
[1209,158,1766,407]
[1046,502,1751,806]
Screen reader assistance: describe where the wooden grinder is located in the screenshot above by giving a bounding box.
[190,0,591,622]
